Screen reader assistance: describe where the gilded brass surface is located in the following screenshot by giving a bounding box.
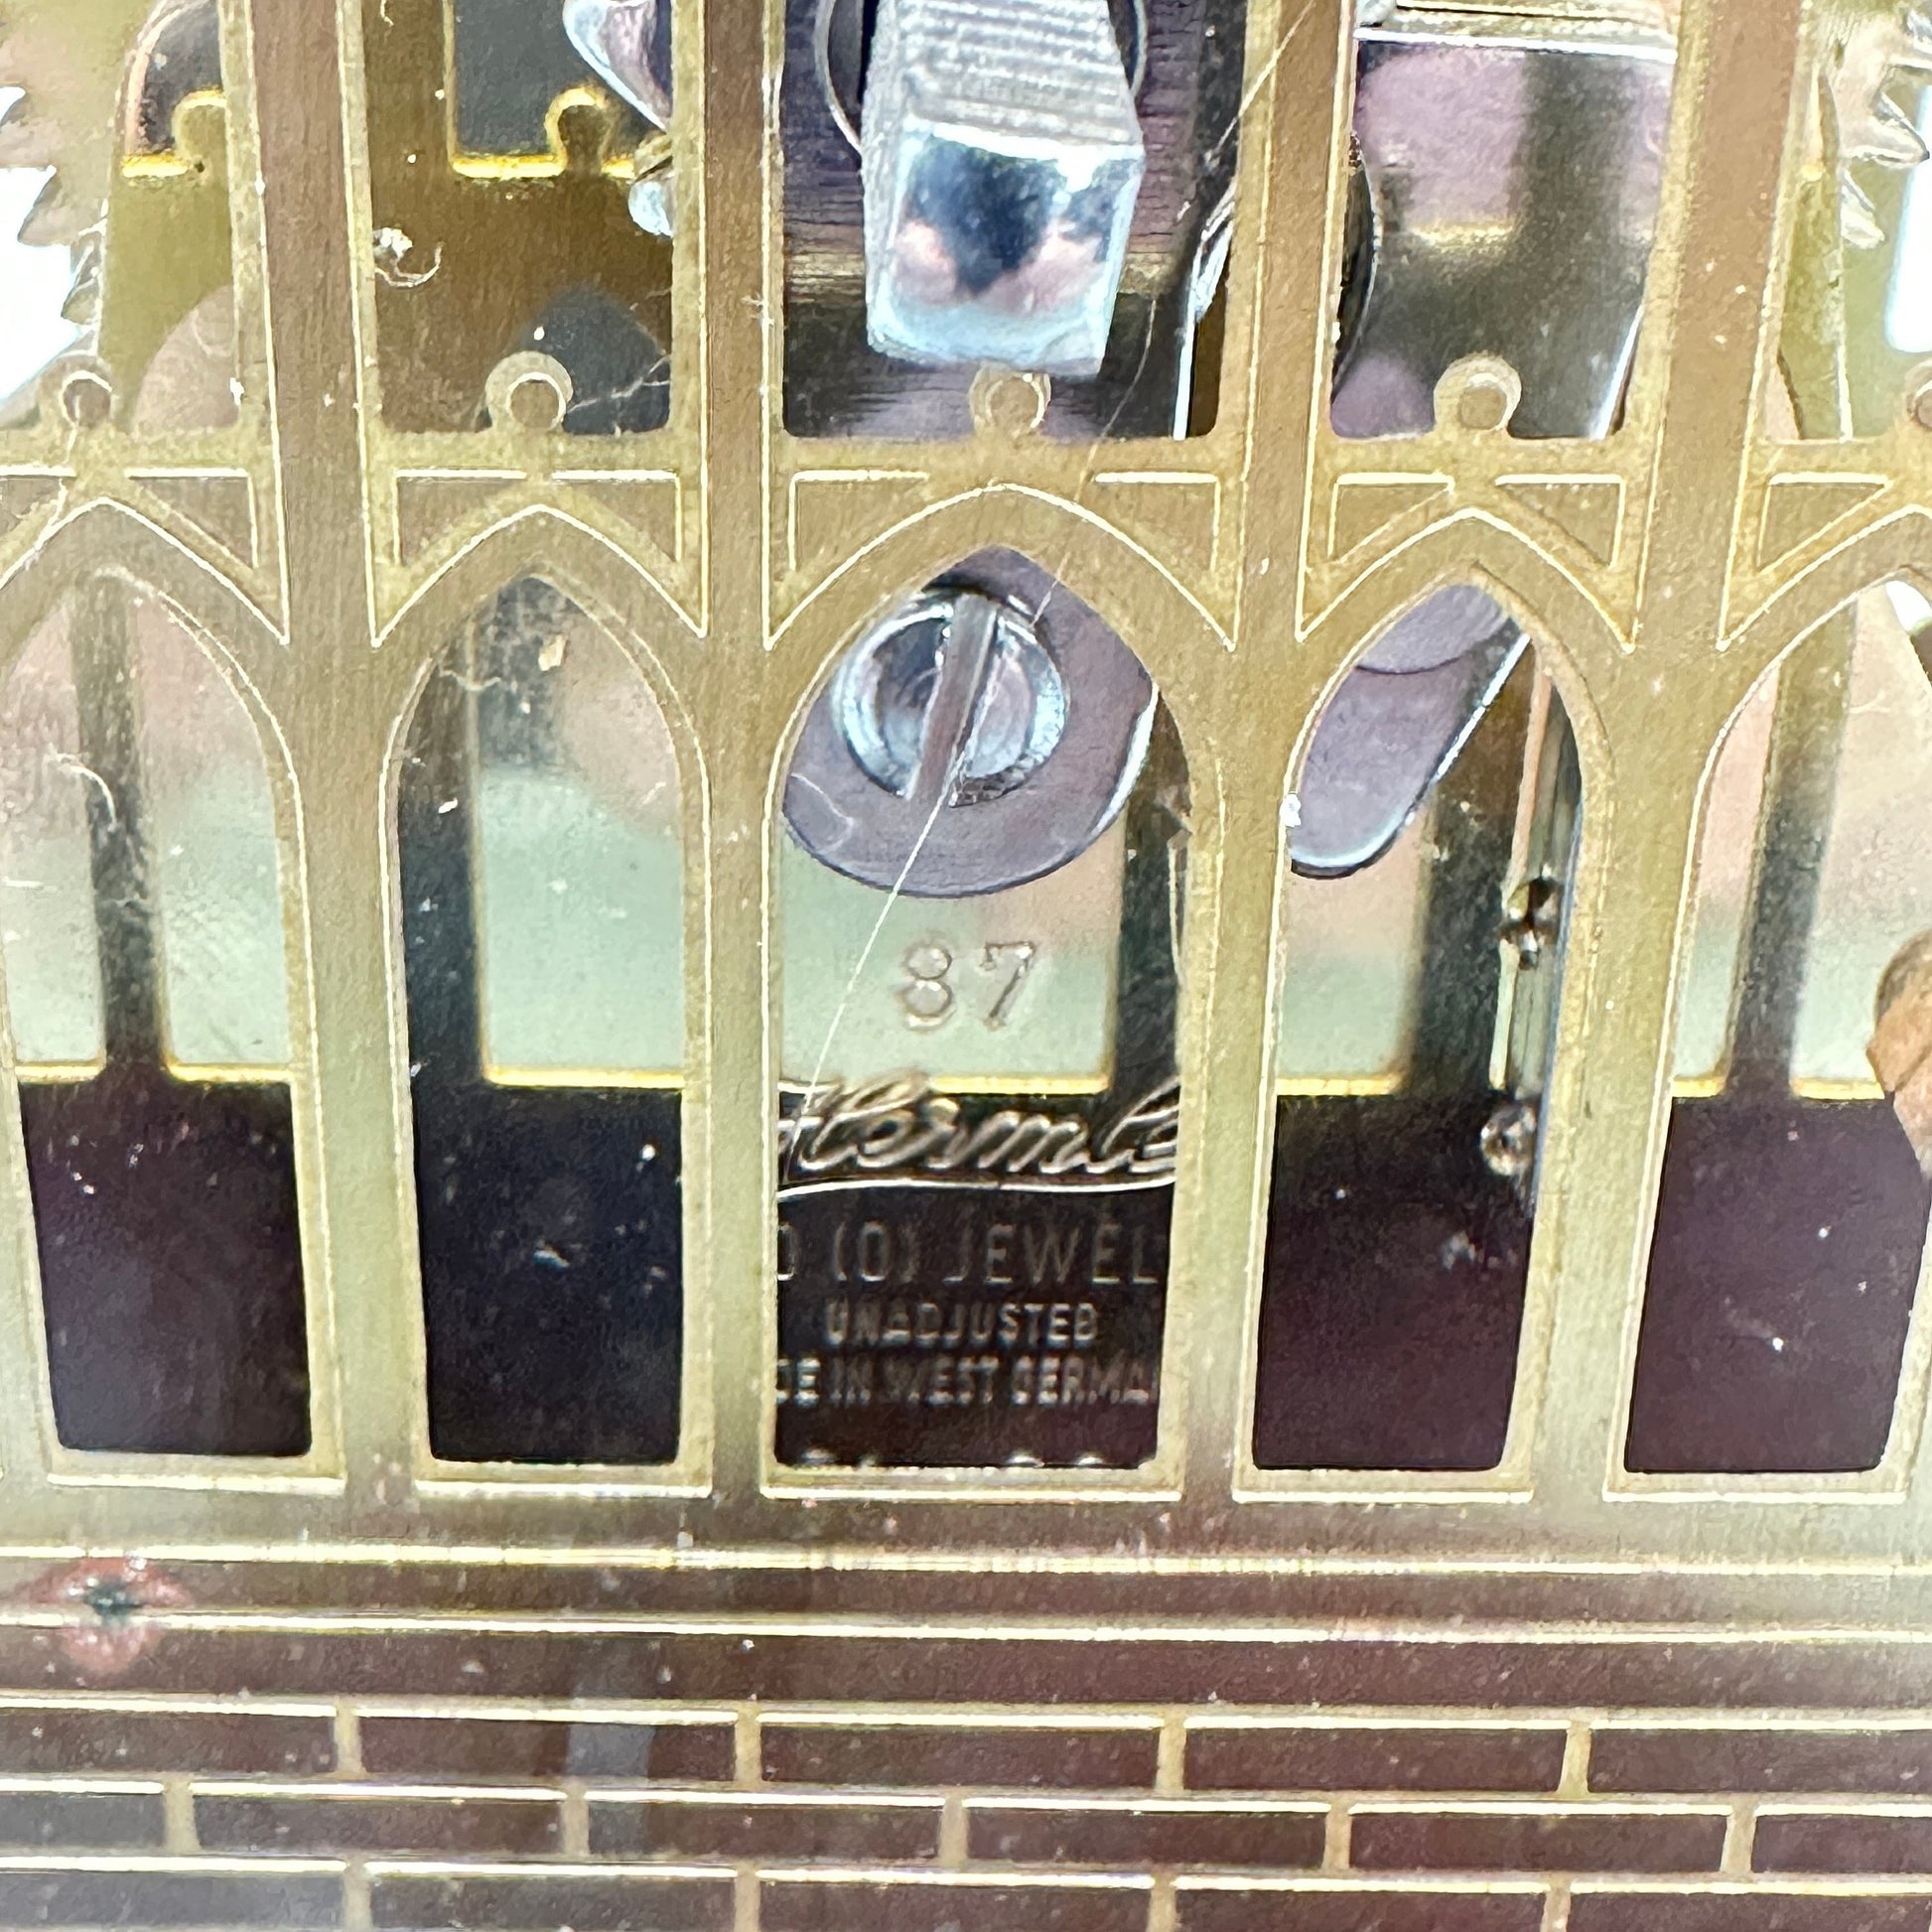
[3,0,1932,1922]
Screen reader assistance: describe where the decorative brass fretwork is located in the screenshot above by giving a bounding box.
[2,0,1932,1923]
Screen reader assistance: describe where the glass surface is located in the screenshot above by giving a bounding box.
[782,820,1124,1092]
[398,579,685,1465]
[0,583,307,1456]
[0,606,103,1068]
[1886,83,1932,354]
[1842,68,1932,431]
[1673,668,1777,1087]
[1631,588,1932,1474]
[1275,810,1427,1088]
[0,598,290,1076]
[1794,591,1932,1086]
[137,600,290,1070]
[471,609,683,1080]
[0,88,83,410]
[20,0,1932,1916]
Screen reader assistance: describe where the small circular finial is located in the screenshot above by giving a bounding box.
[1437,354,1523,436]
[485,351,574,434]
[970,368,1051,440]
[1908,370,1932,435]
[58,364,115,431]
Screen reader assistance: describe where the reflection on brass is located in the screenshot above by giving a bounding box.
[6,0,1932,1921]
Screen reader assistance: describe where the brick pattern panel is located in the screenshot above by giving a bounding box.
[195,1784,564,1855]
[368,1867,737,1931]
[1567,1893,1932,1932]
[1186,1723,1568,1794]
[590,1792,943,1862]
[1175,1891,1547,1932]
[13,1684,1932,1923]
[1591,1727,1932,1796]
[760,1877,1151,1932]
[0,1863,343,1927]
[0,1783,164,1849]
[0,1702,333,1775]
[965,1798,1326,1867]
[761,1720,1161,1789]
[1349,1806,1728,1873]
[360,1712,735,1782]
[1753,1808,1932,1873]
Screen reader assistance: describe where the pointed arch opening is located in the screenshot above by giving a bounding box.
[0,575,307,1455]
[772,547,1186,1471]
[1255,584,1585,1473]
[1628,579,1932,1476]
[394,576,688,1467]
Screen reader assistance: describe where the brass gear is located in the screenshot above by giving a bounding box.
[0,0,165,247]
[0,0,213,347]
[1821,2,1932,249]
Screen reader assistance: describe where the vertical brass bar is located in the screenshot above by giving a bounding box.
[216,0,274,431]
[1180,0,1352,1505]
[0,1105,50,1479]
[1234,0,1355,612]
[1533,740,1713,1507]
[1720,0,1861,1100]
[1534,0,1811,1512]
[1196,768,1287,1497]
[700,0,780,1507]
[250,0,399,1500]
[1633,0,1807,657]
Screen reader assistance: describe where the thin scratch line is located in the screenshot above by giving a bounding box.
[47,752,116,831]
[785,738,968,1179]
[792,0,1306,1128]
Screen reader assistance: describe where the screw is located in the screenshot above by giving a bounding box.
[1481,1099,1539,1181]
[1501,876,1564,967]
[831,592,1068,810]
[785,553,1156,898]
